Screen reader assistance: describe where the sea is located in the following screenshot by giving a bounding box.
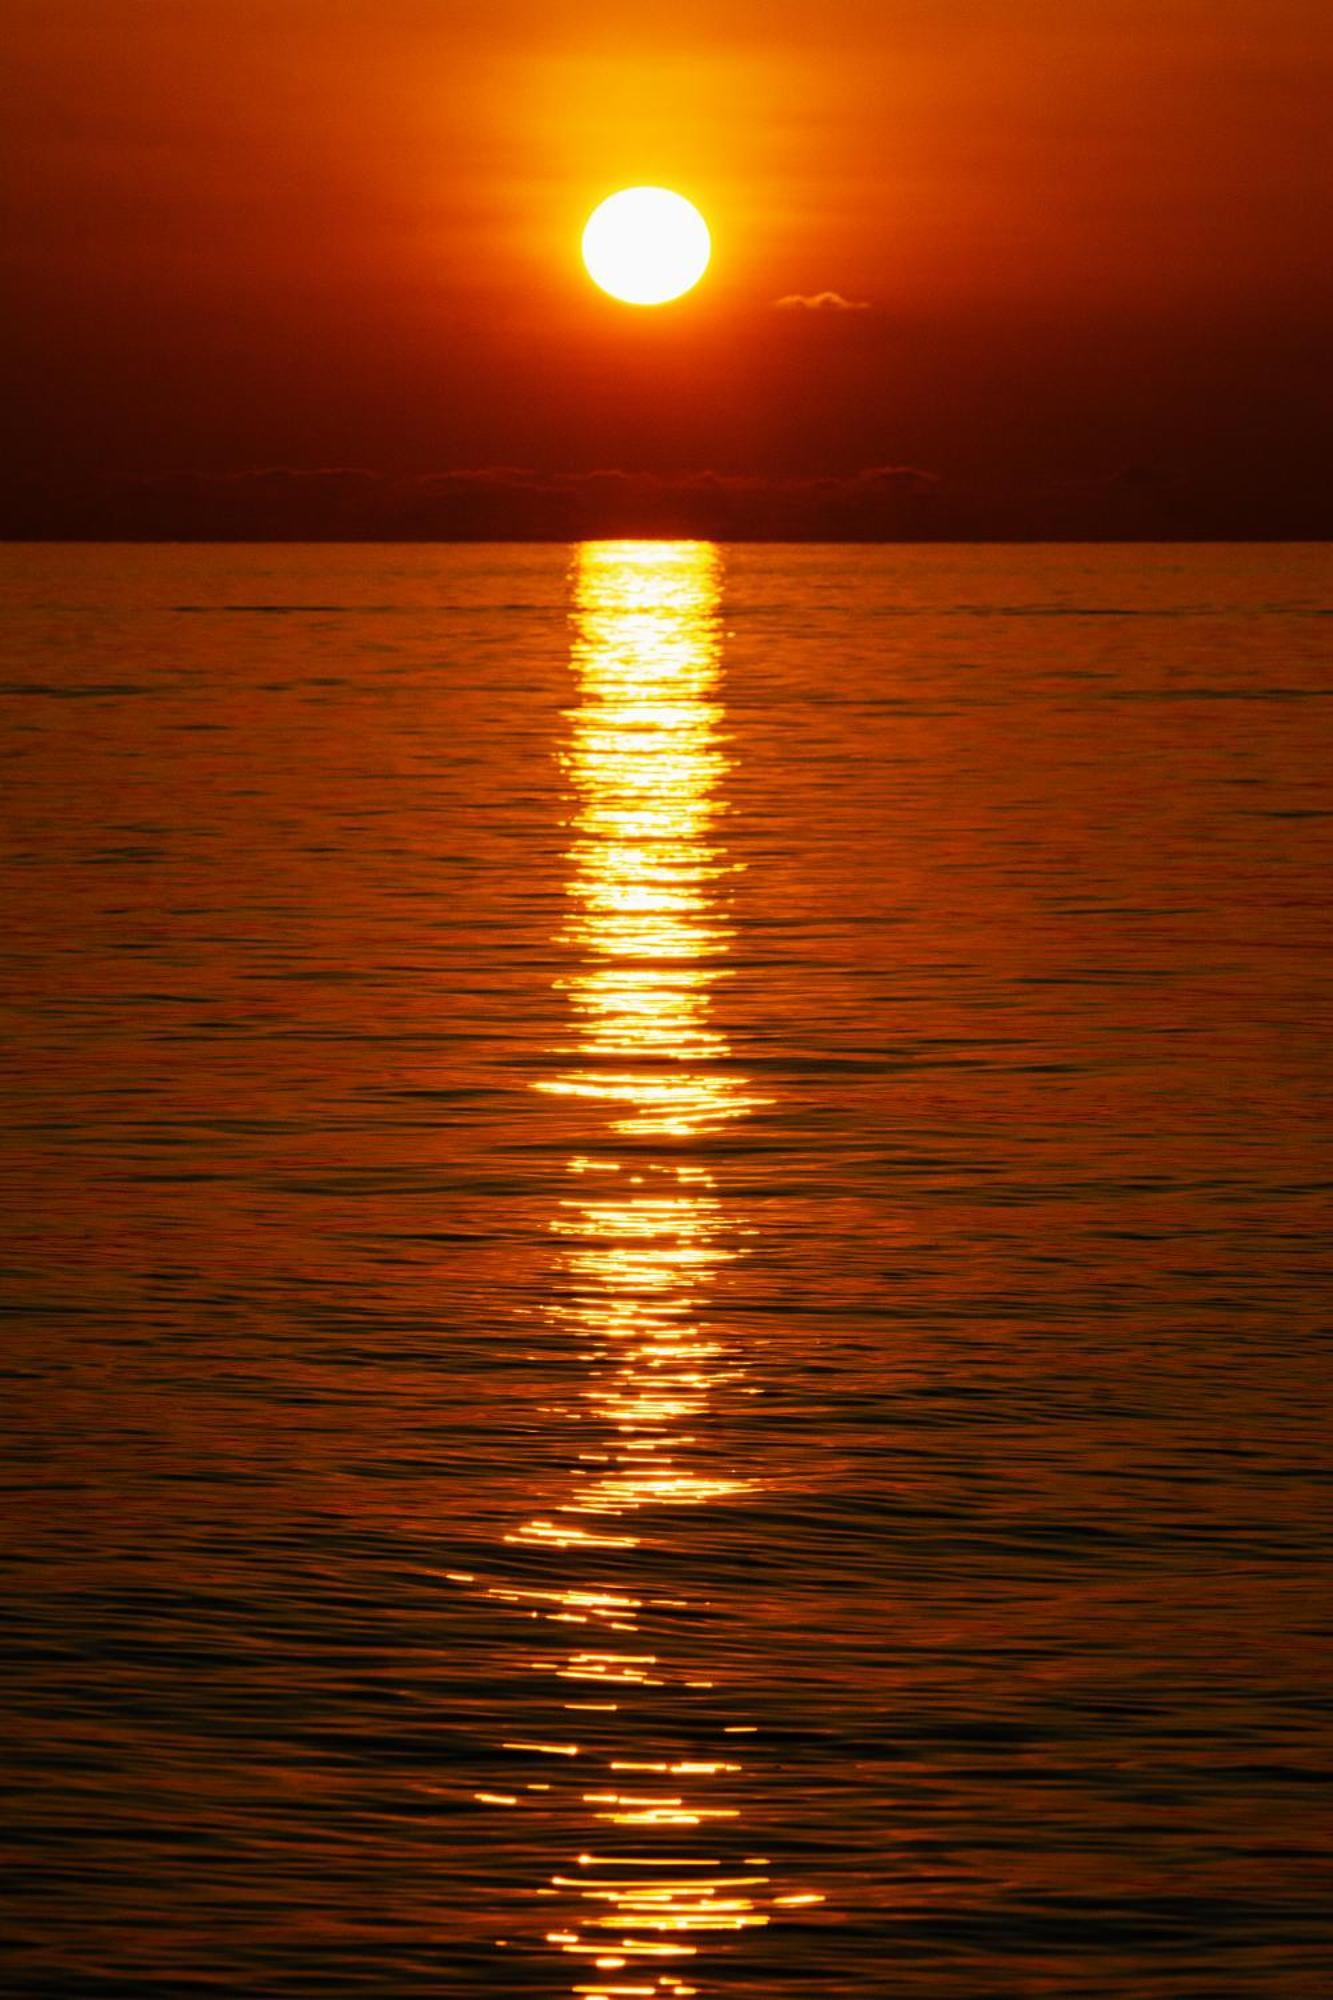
[2,541,1331,1998]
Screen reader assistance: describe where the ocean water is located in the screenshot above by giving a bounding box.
[2,541,1331,1999]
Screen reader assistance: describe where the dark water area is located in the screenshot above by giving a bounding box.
[2,541,1331,1998]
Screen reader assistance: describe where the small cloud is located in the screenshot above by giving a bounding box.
[773,290,871,312]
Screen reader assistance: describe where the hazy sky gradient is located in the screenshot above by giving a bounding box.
[5,0,1331,532]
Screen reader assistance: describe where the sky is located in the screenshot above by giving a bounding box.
[5,0,1332,536]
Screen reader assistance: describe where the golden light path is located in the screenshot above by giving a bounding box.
[459,543,820,1995]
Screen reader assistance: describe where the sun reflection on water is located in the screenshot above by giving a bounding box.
[538,540,761,1142]
[466,542,817,1993]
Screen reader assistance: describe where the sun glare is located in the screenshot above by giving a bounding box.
[582,188,711,307]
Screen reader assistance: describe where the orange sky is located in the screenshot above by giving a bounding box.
[5,0,1332,533]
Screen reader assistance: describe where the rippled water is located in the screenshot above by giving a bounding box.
[3,542,1332,1998]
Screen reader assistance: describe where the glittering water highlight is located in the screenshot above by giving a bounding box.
[462,544,809,1995]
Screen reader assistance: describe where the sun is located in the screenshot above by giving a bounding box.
[582,187,711,307]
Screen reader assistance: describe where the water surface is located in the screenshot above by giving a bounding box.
[2,541,1331,1997]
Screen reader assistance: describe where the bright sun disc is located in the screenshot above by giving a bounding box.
[582,187,711,306]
